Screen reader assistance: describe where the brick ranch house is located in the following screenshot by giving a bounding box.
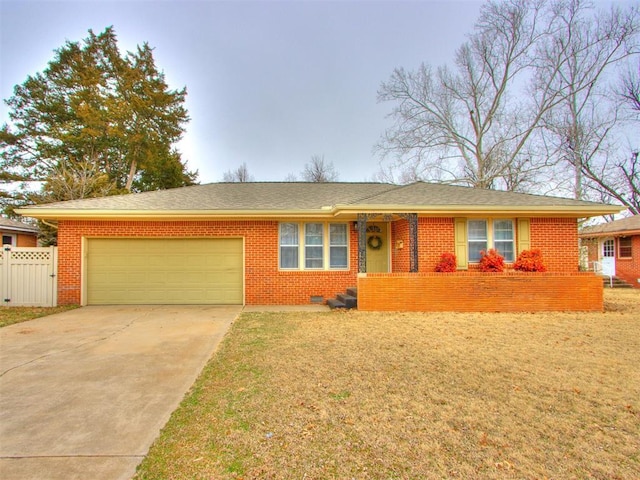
[0,217,39,247]
[580,215,640,289]
[17,182,621,312]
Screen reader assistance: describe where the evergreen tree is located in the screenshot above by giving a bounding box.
[0,26,196,212]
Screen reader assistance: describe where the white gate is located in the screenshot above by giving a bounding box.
[0,245,58,307]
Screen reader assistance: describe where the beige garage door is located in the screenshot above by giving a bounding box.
[86,238,243,305]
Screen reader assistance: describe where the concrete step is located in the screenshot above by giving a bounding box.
[337,293,357,309]
[346,287,357,297]
[327,298,347,309]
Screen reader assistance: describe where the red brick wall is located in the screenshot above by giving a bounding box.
[616,235,640,288]
[530,218,579,272]
[358,272,603,312]
[57,220,360,305]
[16,234,38,247]
[393,217,455,273]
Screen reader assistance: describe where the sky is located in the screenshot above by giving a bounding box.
[0,0,629,185]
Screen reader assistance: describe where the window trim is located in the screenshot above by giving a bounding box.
[467,218,515,263]
[2,234,16,246]
[279,222,350,271]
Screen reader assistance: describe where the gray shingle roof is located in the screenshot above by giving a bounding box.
[16,181,622,219]
[580,215,640,236]
[0,217,39,233]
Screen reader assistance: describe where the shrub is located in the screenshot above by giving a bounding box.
[435,252,457,272]
[514,248,547,272]
[478,249,505,272]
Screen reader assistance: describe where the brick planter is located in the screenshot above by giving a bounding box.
[357,272,603,312]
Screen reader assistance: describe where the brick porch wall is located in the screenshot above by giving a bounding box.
[358,272,603,312]
[57,220,360,305]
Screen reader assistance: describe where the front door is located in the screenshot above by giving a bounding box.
[602,238,615,277]
[366,223,389,273]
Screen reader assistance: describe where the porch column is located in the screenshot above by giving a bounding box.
[357,213,368,273]
[408,213,418,272]
[397,212,419,272]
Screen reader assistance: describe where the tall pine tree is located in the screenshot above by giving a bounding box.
[1,26,196,211]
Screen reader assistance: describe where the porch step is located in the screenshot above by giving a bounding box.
[327,286,358,310]
[327,298,347,309]
[337,293,357,309]
[602,276,633,288]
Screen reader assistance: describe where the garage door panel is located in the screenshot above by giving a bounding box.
[87,238,243,305]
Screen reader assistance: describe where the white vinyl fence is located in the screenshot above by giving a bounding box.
[0,245,58,307]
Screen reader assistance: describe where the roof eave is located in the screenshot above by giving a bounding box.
[14,208,336,221]
[332,204,623,217]
[16,203,623,221]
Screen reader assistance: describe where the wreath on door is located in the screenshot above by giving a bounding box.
[367,235,383,250]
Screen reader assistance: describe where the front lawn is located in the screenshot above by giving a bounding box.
[0,305,78,328]
[135,289,640,479]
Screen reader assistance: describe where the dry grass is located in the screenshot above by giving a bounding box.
[0,305,78,328]
[135,289,640,479]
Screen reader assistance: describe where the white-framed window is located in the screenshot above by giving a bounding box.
[279,222,349,270]
[468,219,515,263]
[329,224,348,269]
[279,223,299,269]
[305,223,324,269]
[468,220,488,263]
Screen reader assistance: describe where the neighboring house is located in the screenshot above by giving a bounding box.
[0,217,39,247]
[580,215,640,289]
[16,182,621,311]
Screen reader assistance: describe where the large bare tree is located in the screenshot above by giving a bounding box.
[377,0,639,194]
[539,1,639,204]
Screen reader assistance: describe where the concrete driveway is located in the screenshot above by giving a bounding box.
[0,305,240,480]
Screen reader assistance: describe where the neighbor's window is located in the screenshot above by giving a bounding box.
[493,220,514,262]
[305,223,324,269]
[468,220,488,262]
[279,223,299,269]
[618,237,632,258]
[2,235,13,246]
[468,219,514,262]
[329,224,348,269]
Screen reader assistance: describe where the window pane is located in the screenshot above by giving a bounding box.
[468,220,487,240]
[329,224,348,269]
[305,246,323,268]
[305,223,323,246]
[280,247,298,268]
[603,239,615,257]
[329,224,347,245]
[493,220,514,261]
[495,241,514,262]
[619,237,632,258]
[304,224,324,268]
[280,223,298,246]
[330,247,348,268]
[279,223,299,269]
[469,241,487,262]
[468,220,487,262]
[493,220,514,240]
